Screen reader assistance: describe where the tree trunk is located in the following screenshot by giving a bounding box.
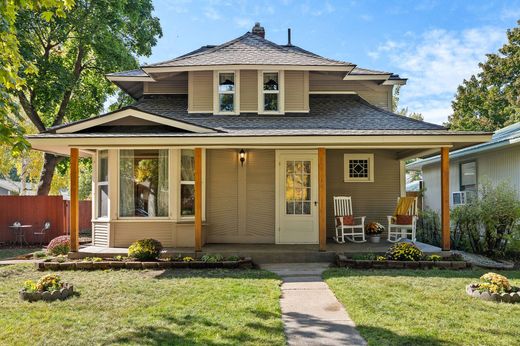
[37,153,63,195]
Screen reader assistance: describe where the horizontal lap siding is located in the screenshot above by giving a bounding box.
[113,222,174,247]
[188,71,213,112]
[240,70,258,112]
[144,72,188,94]
[206,149,275,243]
[285,71,308,112]
[326,149,400,237]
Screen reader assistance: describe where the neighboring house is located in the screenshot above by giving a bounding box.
[0,179,36,196]
[407,122,520,212]
[27,23,491,252]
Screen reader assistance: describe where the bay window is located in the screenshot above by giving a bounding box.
[119,149,169,217]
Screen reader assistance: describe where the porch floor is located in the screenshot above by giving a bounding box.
[77,240,442,263]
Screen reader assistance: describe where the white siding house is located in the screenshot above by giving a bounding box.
[407,122,520,212]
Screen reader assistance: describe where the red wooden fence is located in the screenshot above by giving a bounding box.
[0,196,91,245]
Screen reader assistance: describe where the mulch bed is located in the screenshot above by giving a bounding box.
[336,254,471,270]
[36,257,254,271]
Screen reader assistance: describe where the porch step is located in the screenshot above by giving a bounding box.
[243,251,336,264]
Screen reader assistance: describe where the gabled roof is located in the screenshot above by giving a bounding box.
[407,122,520,170]
[143,32,353,69]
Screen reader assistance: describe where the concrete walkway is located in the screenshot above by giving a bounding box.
[261,263,366,346]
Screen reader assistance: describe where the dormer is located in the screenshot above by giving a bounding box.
[106,23,407,114]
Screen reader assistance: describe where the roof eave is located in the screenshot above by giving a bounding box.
[142,64,354,74]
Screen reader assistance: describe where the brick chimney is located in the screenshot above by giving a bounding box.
[251,22,265,38]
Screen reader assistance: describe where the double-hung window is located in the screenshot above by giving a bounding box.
[262,72,280,112]
[460,161,477,192]
[97,150,109,218]
[180,149,195,217]
[217,72,236,113]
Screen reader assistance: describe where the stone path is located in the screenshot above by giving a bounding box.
[261,263,366,346]
[452,250,514,269]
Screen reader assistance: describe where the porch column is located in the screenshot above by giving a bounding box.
[70,148,79,252]
[194,147,203,252]
[441,147,450,251]
[318,148,327,251]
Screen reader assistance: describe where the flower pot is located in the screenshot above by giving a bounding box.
[369,235,381,243]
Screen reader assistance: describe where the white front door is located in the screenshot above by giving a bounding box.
[276,150,319,244]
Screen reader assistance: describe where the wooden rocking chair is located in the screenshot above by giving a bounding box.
[387,196,418,242]
[333,196,366,243]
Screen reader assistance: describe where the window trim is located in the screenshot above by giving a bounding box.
[117,148,171,220]
[459,159,477,192]
[343,153,374,183]
[95,150,109,220]
[258,70,285,114]
[213,70,240,115]
[179,149,196,220]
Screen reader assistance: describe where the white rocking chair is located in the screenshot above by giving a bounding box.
[333,196,366,243]
[387,196,418,243]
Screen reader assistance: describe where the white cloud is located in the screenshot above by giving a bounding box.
[234,17,253,29]
[370,27,506,124]
[203,6,221,20]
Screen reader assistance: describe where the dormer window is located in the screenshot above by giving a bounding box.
[258,71,284,114]
[217,72,236,113]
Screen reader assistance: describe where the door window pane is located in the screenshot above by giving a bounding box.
[285,160,311,215]
[119,149,169,217]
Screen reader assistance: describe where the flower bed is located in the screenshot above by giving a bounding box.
[336,254,471,269]
[36,256,254,271]
[19,274,74,302]
[466,272,520,303]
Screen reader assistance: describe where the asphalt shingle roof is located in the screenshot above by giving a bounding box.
[144,32,351,68]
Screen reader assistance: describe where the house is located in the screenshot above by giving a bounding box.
[0,179,36,196]
[407,122,520,211]
[27,23,491,254]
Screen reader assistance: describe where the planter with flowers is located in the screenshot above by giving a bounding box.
[365,222,384,243]
[466,272,520,303]
[19,274,74,302]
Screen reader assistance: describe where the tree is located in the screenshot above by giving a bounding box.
[14,0,162,195]
[448,21,520,131]
[392,85,425,121]
[0,0,73,151]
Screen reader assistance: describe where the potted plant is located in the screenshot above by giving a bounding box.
[365,222,384,243]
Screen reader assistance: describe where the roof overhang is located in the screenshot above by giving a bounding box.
[106,75,155,82]
[52,108,217,134]
[142,64,354,74]
[27,133,492,158]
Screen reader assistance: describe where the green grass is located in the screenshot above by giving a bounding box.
[0,247,41,260]
[0,264,284,345]
[324,268,520,346]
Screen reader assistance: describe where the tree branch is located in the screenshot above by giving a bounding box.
[17,91,46,133]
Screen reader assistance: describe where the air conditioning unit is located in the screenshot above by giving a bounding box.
[452,191,466,206]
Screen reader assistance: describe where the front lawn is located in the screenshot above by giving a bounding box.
[0,247,41,260]
[324,268,520,346]
[0,264,284,345]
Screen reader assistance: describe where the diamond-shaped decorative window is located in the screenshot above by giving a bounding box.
[344,154,374,182]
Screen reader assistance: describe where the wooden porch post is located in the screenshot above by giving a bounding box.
[441,147,450,251]
[318,148,327,251]
[194,148,202,252]
[70,148,79,252]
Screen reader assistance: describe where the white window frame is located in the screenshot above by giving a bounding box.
[214,70,240,115]
[258,70,284,114]
[117,148,171,220]
[179,149,195,220]
[344,153,374,183]
[96,150,109,220]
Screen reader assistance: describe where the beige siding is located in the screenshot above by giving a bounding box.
[112,221,196,247]
[206,149,275,243]
[188,71,213,112]
[284,70,309,112]
[309,72,393,110]
[326,149,401,237]
[144,72,188,94]
[421,145,520,212]
[240,70,258,111]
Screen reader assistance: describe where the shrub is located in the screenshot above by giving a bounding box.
[416,209,442,247]
[182,256,194,262]
[200,254,224,263]
[386,242,423,261]
[23,280,37,293]
[128,239,163,261]
[47,236,71,256]
[352,253,376,260]
[32,251,46,259]
[36,274,62,292]
[478,272,512,293]
[226,255,240,261]
[428,254,442,262]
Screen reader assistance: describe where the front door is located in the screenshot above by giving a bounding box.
[277,150,319,244]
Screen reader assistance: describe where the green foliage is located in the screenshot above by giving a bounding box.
[452,180,520,256]
[182,256,194,262]
[23,279,38,293]
[448,21,520,131]
[477,272,512,294]
[200,254,224,263]
[128,239,163,261]
[47,235,70,255]
[428,254,442,262]
[32,251,46,259]
[351,253,377,260]
[82,257,102,262]
[416,209,442,247]
[36,273,62,292]
[226,255,241,261]
[386,242,423,261]
[11,0,162,194]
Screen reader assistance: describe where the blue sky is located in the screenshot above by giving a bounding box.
[144,0,520,124]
